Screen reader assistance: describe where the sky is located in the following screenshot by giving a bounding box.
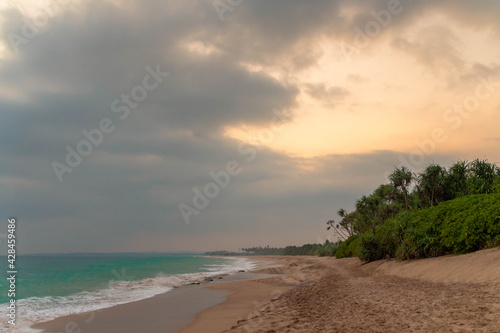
[1,0,499,254]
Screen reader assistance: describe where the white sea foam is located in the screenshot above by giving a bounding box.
[0,257,255,333]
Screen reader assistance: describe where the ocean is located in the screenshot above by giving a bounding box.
[0,254,254,332]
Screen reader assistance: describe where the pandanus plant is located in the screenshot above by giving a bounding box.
[389,166,413,212]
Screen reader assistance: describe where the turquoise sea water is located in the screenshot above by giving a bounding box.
[0,254,254,332]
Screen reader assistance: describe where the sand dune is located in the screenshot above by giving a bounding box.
[220,249,500,332]
[360,247,500,284]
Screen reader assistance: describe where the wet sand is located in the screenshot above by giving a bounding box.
[33,259,283,333]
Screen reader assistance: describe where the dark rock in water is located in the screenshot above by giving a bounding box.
[218,276,223,279]
[238,270,245,272]
[204,277,214,282]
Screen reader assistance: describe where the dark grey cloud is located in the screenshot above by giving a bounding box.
[392,25,464,75]
[304,83,349,108]
[458,63,500,86]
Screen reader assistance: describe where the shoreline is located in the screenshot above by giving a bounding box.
[32,257,287,333]
[176,256,306,333]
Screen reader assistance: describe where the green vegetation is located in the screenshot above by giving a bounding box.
[330,159,500,262]
[207,160,499,262]
[205,246,285,256]
[335,235,361,258]
[241,246,286,255]
[282,240,343,257]
[205,241,343,257]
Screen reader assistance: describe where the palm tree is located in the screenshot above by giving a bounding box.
[389,166,413,212]
[327,220,350,240]
[445,160,468,200]
[467,159,498,194]
[417,164,447,207]
[326,209,356,240]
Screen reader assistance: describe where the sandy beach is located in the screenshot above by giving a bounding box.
[35,249,500,332]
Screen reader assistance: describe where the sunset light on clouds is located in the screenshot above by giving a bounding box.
[224,10,500,158]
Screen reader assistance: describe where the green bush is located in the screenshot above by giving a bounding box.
[317,241,341,257]
[437,194,500,254]
[359,219,401,261]
[493,176,500,193]
[358,193,500,261]
[335,235,361,258]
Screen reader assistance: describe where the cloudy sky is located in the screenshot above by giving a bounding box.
[1,0,499,254]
